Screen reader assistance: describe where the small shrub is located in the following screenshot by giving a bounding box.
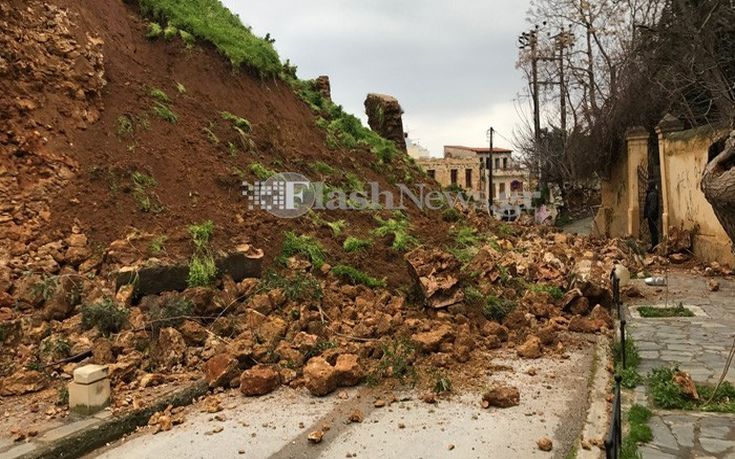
[249,162,276,180]
[258,270,323,301]
[31,275,58,302]
[280,232,326,268]
[310,161,335,176]
[146,22,163,39]
[81,298,128,336]
[163,23,178,39]
[373,213,417,251]
[131,171,162,213]
[41,336,71,359]
[149,297,193,330]
[149,87,171,103]
[331,264,386,288]
[188,220,214,250]
[116,115,135,136]
[202,126,220,144]
[57,386,69,406]
[442,208,463,222]
[528,283,565,301]
[221,111,252,132]
[343,236,372,252]
[149,235,167,254]
[152,101,178,123]
[482,296,516,322]
[369,337,416,385]
[325,219,347,237]
[175,82,187,94]
[187,254,217,287]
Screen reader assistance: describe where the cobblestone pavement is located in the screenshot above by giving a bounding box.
[625,272,735,458]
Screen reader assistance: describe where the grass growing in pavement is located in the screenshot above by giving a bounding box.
[331,264,386,288]
[648,366,735,412]
[280,232,326,269]
[138,0,281,77]
[638,305,694,318]
[621,404,653,459]
[614,336,642,389]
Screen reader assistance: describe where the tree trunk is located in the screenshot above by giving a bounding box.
[701,131,735,244]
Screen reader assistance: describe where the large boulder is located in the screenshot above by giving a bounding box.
[404,247,464,309]
[304,357,339,396]
[204,353,239,388]
[411,324,454,353]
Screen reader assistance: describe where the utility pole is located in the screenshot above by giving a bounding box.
[559,26,567,146]
[486,126,494,209]
[519,26,542,186]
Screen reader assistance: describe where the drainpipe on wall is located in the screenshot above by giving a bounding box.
[655,114,685,239]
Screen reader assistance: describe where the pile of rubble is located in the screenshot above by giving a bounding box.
[1,220,644,417]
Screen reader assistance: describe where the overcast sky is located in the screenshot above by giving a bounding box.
[224,1,531,157]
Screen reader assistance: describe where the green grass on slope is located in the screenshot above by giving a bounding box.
[139,0,281,77]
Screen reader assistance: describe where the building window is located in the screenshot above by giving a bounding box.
[465,169,472,188]
[503,158,508,169]
[427,169,435,179]
[450,169,458,185]
[499,182,506,198]
[511,180,523,192]
[494,158,500,169]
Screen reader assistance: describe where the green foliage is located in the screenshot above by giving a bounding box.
[138,0,281,77]
[249,162,276,180]
[187,255,217,287]
[482,295,516,322]
[497,223,516,237]
[202,125,220,144]
[188,220,214,250]
[343,172,365,193]
[528,283,565,300]
[152,101,178,123]
[448,226,485,264]
[149,87,171,103]
[614,337,642,388]
[149,235,167,254]
[373,214,417,251]
[116,115,135,136]
[31,275,58,302]
[325,219,347,237]
[258,270,323,301]
[432,370,452,394]
[179,29,195,46]
[41,336,71,359]
[146,22,163,39]
[441,208,463,222]
[81,298,128,336]
[648,367,735,412]
[221,111,252,132]
[163,23,178,39]
[131,171,163,213]
[280,232,326,268]
[621,404,653,459]
[331,264,386,288]
[303,340,337,360]
[638,305,694,318]
[149,297,193,330]
[369,337,417,385]
[310,161,335,176]
[57,386,69,406]
[187,220,217,287]
[343,236,372,252]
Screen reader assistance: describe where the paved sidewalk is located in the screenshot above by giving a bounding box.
[625,272,735,458]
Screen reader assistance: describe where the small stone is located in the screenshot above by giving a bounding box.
[308,430,324,443]
[517,335,542,359]
[708,279,720,292]
[482,384,520,408]
[374,399,386,408]
[347,409,363,423]
[537,436,553,451]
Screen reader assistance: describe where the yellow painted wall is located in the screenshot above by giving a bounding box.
[659,127,734,266]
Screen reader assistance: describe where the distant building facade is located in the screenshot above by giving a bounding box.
[415,145,530,208]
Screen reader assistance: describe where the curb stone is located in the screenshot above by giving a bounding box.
[3,380,208,459]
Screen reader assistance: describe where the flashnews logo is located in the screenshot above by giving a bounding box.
[242,172,315,218]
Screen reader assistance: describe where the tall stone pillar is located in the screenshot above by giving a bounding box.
[625,127,649,238]
[656,114,684,238]
[364,93,407,153]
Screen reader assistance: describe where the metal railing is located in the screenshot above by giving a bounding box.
[604,268,627,459]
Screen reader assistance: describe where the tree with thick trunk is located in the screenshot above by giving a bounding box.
[702,131,735,245]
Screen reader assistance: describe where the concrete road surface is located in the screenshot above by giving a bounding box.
[89,348,596,459]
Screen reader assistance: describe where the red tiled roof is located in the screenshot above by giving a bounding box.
[444,145,513,154]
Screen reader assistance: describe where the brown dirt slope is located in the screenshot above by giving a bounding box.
[2,0,451,288]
